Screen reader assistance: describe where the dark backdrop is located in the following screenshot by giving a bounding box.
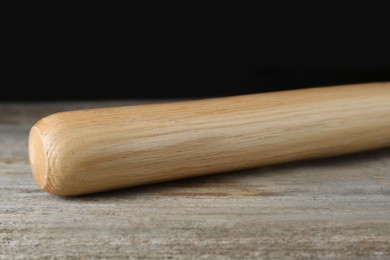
[6,63,390,101]
[3,10,390,101]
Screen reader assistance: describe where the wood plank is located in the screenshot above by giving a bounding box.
[1,102,389,259]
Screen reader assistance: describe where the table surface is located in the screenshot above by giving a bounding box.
[1,101,389,259]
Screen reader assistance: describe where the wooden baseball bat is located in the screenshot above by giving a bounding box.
[29,83,390,196]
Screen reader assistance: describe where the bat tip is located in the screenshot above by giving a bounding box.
[29,125,49,192]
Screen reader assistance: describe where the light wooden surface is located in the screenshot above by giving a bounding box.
[1,101,390,259]
[29,83,390,195]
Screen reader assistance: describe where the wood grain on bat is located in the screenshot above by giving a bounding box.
[29,83,390,195]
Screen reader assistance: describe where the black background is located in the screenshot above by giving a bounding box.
[3,7,390,101]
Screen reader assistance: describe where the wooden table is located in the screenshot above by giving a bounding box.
[1,101,389,259]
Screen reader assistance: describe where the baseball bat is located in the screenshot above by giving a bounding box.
[29,83,390,196]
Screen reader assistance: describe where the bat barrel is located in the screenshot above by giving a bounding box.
[29,83,390,195]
